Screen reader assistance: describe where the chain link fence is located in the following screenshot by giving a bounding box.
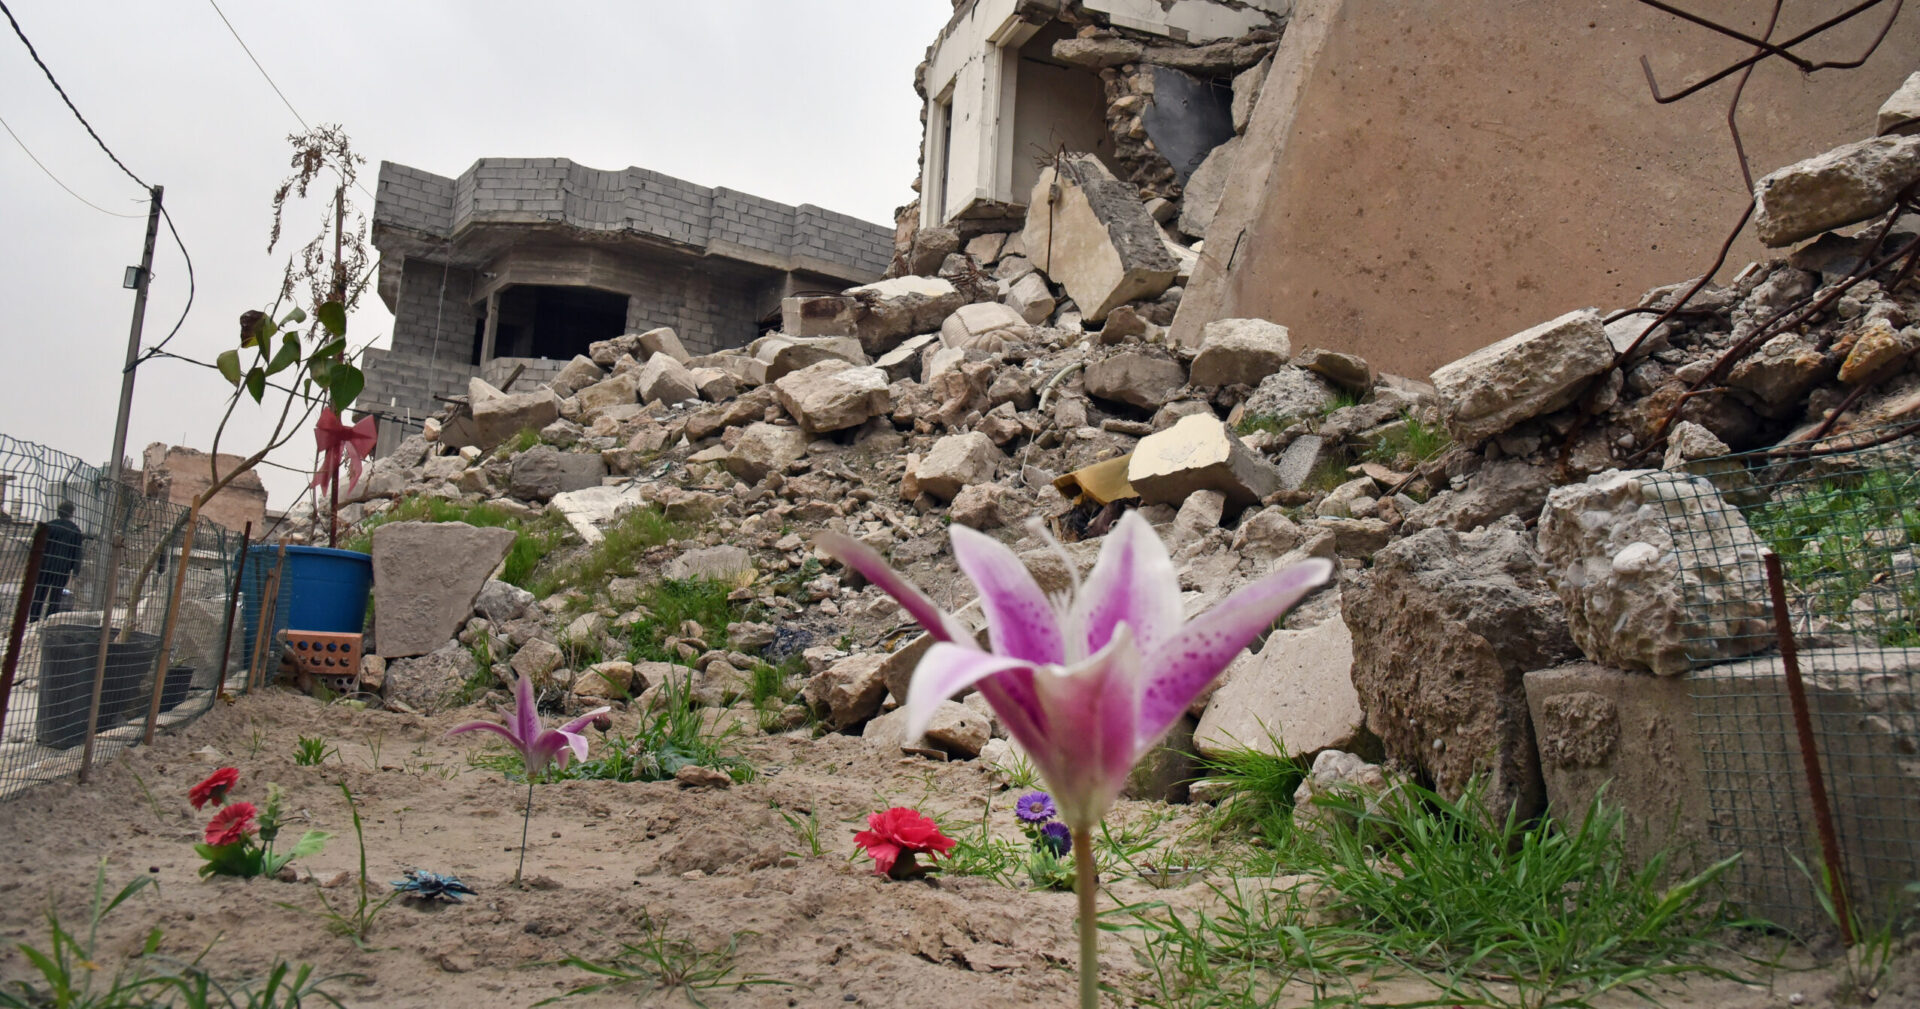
[1666,425,1920,933]
[0,434,246,801]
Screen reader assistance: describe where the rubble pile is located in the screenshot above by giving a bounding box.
[290,72,1920,856]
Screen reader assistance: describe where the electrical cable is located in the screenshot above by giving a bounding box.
[0,0,147,190]
[0,114,144,218]
[0,0,196,370]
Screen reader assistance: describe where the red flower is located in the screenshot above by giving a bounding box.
[204,802,258,846]
[189,768,240,810]
[853,807,956,877]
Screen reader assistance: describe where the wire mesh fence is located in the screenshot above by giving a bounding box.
[0,434,247,801]
[1664,425,1920,933]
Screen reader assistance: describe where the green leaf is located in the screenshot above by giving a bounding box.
[328,364,364,411]
[280,306,307,327]
[216,348,243,387]
[312,337,347,362]
[308,356,333,385]
[246,368,266,403]
[265,333,302,376]
[289,830,332,859]
[317,301,347,337]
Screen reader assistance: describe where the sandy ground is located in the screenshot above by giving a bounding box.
[0,691,1914,1008]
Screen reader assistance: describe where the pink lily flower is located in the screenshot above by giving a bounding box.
[448,672,610,779]
[820,510,1332,831]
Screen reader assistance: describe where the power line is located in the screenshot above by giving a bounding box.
[0,113,144,218]
[204,0,307,131]
[203,0,375,203]
[0,0,147,190]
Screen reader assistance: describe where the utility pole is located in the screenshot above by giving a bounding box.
[107,185,163,494]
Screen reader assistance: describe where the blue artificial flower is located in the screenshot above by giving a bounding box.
[1039,821,1071,856]
[1015,791,1058,824]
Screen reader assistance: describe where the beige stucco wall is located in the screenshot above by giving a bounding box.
[1172,0,1920,379]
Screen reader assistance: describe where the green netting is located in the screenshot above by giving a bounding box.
[1662,425,1920,932]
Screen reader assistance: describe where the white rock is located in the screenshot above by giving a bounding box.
[1431,309,1613,442]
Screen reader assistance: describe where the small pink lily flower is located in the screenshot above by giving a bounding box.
[448,672,610,779]
[821,511,1332,831]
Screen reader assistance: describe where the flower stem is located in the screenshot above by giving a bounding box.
[1073,825,1097,1009]
[517,778,533,886]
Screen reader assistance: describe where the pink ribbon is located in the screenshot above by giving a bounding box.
[311,408,377,495]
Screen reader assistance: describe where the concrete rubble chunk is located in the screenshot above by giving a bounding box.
[1128,413,1281,510]
[471,386,562,451]
[1881,71,1920,136]
[773,360,892,434]
[1343,519,1578,819]
[384,641,478,713]
[1752,134,1920,247]
[573,373,639,415]
[759,335,869,384]
[665,545,754,583]
[548,483,648,544]
[689,367,739,402]
[550,355,605,398]
[637,327,691,364]
[1272,434,1325,493]
[1190,318,1291,388]
[876,333,937,383]
[726,422,807,484]
[1431,308,1614,442]
[1245,368,1336,421]
[940,302,1029,353]
[687,386,778,441]
[637,354,699,405]
[574,660,635,700]
[1052,35,1145,69]
[949,481,1007,529]
[372,521,518,659]
[846,276,966,356]
[1170,489,1226,548]
[1839,319,1920,383]
[1291,749,1395,836]
[781,294,857,338]
[509,445,607,502]
[1021,154,1178,322]
[1002,272,1057,325]
[913,431,1003,503]
[802,653,889,730]
[1232,54,1272,134]
[1294,348,1373,392]
[1402,459,1552,534]
[1085,352,1188,410]
[473,579,534,624]
[922,700,990,757]
[510,637,562,685]
[965,232,1007,262]
[1195,603,1359,760]
[1178,137,1240,238]
[1537,469,1770,676]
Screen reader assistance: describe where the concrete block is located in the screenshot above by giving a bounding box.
[1127,413,1281,510]
[1021,155,1178,322]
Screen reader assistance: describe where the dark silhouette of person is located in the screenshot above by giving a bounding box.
[30,502,85,622]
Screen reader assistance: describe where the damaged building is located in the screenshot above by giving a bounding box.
[363,158,895,447]
[907,0,1285,247]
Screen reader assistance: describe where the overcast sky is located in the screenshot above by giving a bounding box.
[0,1,948,509]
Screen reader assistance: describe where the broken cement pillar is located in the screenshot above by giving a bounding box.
[372,521,517,658]
[1021,154,1178,322]
[1127,412,1281,510]
[1342,519,1578,819]
[1752,134,1920,247]
[1430,308,1613,442]
[1536,469,1771,676]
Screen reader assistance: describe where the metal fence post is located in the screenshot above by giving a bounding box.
[0,524,51,742]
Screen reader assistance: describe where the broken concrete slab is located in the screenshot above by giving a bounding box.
[1293,348,1373,393]
[1431,308,1613,442]
[758,335,869,384]
[548,483,649,545]
[1536,469,1771,676]
[471,386,562,451]
[573,373,639,416]
[637,353,699,405]
[846,276,967,356]
[1128,413,1281,510]
[1881,71,1920,136]
[1753,134,1920,247]
[372,521,518,658]
[1272,433,1325,492]
[1195,604,1360,760]
[509,445,607,502]
[1189,317,1291,388]
[1085,352,1188,411]
[1002,272,1057,325]
[665,545,754,584]
[726,422,807,485]
[913,431,1003,502]
[772,360,892,434]
[1178,137,1240,238]
[1021,154,1178,322]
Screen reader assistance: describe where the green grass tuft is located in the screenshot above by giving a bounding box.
[528,506,686,599]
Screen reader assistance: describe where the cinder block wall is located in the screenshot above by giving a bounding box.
[361,259,481,426]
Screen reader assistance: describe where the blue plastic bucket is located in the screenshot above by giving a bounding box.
[240,545,372,670]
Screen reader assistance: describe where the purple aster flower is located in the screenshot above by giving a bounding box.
[1039,821,1071,856]
[1015,791,1058,824]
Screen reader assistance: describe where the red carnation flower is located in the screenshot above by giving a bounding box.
[853,807,956,878]
[189,767,239,810]
[204,802,258,847]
